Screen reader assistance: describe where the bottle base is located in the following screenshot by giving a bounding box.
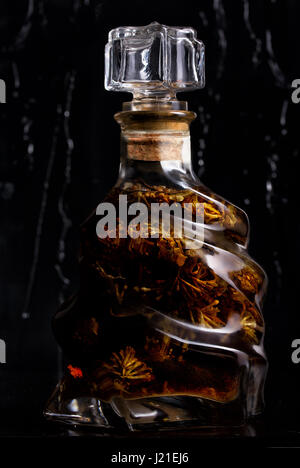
[44,382,257,434]
[44,384,111,428]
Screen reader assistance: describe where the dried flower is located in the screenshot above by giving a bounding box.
[229,288,262,342]
[240,311,258,343]
[104,346,153,381]
[67,365,83,379]
[190,300,225,328]
[178,260,224,304]
[230,265,262,296]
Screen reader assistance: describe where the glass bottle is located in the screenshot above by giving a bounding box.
[45,22,267,431]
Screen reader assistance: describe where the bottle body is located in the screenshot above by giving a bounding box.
[45,110,267,431]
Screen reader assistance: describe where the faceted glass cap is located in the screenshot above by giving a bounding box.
[105,22,205,99]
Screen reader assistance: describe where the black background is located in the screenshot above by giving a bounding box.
[0,0,300,448]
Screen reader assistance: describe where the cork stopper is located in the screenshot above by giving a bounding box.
[115,110,196,162]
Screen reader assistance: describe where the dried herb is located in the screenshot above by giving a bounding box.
[103,346,153,381]
[55,181,266,405]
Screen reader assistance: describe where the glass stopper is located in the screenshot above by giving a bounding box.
[105,22,205,100]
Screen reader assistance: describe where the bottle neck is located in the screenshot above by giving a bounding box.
[114,109,197,188]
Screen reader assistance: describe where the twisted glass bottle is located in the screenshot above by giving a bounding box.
[45,23,267,431]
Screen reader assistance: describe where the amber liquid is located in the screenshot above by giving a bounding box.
[52,181,267,426]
